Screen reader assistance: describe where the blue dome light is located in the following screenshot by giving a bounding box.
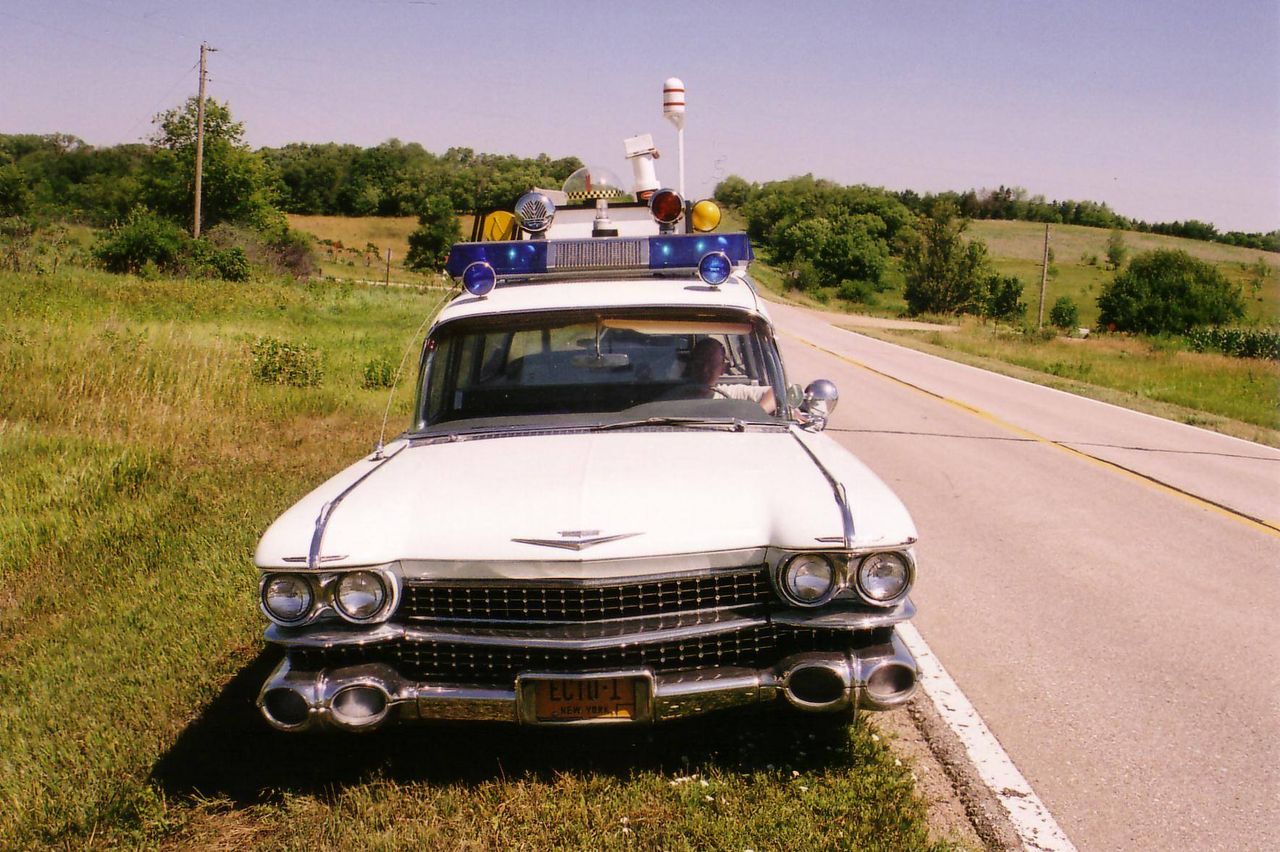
[697,251,732,286]
[462,261,497,297]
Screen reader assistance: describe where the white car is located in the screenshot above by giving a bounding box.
[254,191,919,731]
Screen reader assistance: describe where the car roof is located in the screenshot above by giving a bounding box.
[431,272,772,329]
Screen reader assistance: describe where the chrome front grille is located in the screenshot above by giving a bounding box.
[399,569,773,623]
[287,627,854,687]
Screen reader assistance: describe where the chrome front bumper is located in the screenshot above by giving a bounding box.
[257,630,919,731]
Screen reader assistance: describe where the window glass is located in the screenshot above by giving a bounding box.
[419,313,784,427]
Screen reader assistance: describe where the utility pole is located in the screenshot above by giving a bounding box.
[1037,223,1051,328]
[193,42,214,238]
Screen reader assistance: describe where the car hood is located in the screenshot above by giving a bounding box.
[255,428,916,573]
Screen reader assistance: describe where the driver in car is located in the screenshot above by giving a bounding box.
[687,338,777,415]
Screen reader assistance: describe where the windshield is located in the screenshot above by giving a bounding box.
[415,310,788,431]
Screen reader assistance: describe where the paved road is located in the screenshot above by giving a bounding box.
[769,301,1280,852]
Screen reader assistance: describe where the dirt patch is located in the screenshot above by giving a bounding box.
[876,705,986,850]
[882,697,1024,851]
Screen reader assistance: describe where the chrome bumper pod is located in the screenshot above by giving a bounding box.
[257,630,919,731]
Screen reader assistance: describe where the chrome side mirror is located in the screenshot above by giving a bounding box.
[800,379,839,431]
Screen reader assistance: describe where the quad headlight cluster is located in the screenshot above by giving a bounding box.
[775,550,914,608]
[259,568,398,626]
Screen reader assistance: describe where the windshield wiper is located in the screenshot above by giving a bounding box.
[591,416,747,432]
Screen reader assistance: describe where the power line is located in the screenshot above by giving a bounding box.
[120,59,201,143]
[5,10,182,66]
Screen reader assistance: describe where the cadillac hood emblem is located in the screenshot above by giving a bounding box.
[511,530,643,551]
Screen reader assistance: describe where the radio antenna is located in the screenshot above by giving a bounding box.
[373,284,457,459]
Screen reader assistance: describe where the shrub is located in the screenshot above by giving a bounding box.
[207,222,317,279]
[784,259,823,293]
[1184,327,1280,360]
[92,208,186,274]
[250,336,323,387]
[981,275,1026,321]
[212,245,250,281]
[836,279,876,304]
[361,357,396,389]
[185,238,250,281]
[1049,296,1079,329]
[1097,249,1244,335]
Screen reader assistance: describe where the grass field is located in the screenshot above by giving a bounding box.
[287,213,473,285]
[0,267,957,849]
[745,218,1278,444]
[751,219,1278,328]
[968,220,1279,328]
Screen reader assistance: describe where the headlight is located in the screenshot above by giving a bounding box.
[780,554,838,606]
[262,574,314,623]
[856,552,912,604]
[334,571,387,621]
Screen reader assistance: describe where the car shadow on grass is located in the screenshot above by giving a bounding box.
[150,647,871,807]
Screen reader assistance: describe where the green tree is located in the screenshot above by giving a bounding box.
[1247,256,1273,297]
[901,201,991,315]
[405,195,460,271]
[1105,230,1127,269]
[982,275,1026,321]
[714,175,755,208]
[1049,296,1079,329]
[0,162,32,217]
[1097,249,1245,334]
[143,97,282,231]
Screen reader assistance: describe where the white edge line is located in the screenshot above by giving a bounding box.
[815,312,1280,454]
[898,622,1078,852]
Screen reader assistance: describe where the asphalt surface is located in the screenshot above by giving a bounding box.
[769,301,1280,852]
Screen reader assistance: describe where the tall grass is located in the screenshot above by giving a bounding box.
[0,269,427,844]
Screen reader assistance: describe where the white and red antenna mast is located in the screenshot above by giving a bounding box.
[663,77,686,198]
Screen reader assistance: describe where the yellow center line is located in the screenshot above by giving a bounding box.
[786,332,1280,540]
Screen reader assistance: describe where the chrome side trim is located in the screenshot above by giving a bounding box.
[307,443,408,569]
[771,597,915,630]
[789,431,855,549]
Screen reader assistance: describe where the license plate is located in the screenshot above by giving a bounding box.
[532,676,638,722]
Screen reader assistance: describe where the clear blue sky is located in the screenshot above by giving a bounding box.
[3,0,1277,232]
